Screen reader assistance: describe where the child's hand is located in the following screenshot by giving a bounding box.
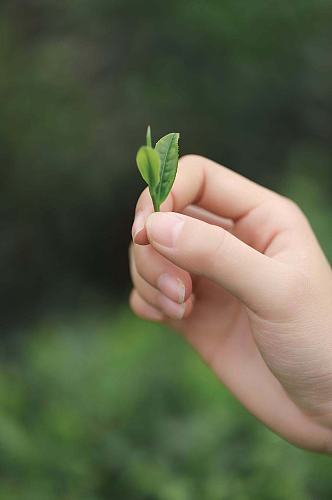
[129,155,332,453]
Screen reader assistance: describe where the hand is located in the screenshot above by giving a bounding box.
[129,155,332,453]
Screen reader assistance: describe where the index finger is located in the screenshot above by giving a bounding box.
[132,155,275,245]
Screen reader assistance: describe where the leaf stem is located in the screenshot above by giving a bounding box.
[153,199,160,212]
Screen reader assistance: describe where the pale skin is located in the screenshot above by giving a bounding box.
[129,155,332,454]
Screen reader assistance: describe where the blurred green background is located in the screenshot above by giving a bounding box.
[1,1,332,498]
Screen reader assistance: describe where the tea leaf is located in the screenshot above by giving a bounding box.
[135,128,180,212]
[136,146,160,190]
[155,132,179,205]
[146,125,152,148]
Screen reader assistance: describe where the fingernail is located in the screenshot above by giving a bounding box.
[157,274,186,304]
[146,213,185,248]
[132,212,145,241]
[158,294,186,320]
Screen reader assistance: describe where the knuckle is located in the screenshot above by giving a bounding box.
[134,245,164,286]
[129,289,150,318]
[178,154,207,172]
[133,247,147,276]
[179,154,200,166]
[279,196,306,221]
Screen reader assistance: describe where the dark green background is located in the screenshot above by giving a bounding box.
[1,1,332,498]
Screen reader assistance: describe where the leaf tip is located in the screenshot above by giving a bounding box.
[146,125,152,148]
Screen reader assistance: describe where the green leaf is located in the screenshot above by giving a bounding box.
[155,132,180,205]
[136,146,160,190]
[146,125,152,148]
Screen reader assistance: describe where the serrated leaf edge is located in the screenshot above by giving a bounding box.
[155,133,179,205]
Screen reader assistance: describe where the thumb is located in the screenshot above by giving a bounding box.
[146,212,290,314]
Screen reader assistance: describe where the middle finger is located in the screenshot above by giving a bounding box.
[130,243,192,305]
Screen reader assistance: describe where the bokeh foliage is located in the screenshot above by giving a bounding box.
[1,0,331,322]
[1,312,332,500]
[0,0,332,498]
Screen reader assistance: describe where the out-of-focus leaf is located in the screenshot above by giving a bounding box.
[136,145,160,190]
